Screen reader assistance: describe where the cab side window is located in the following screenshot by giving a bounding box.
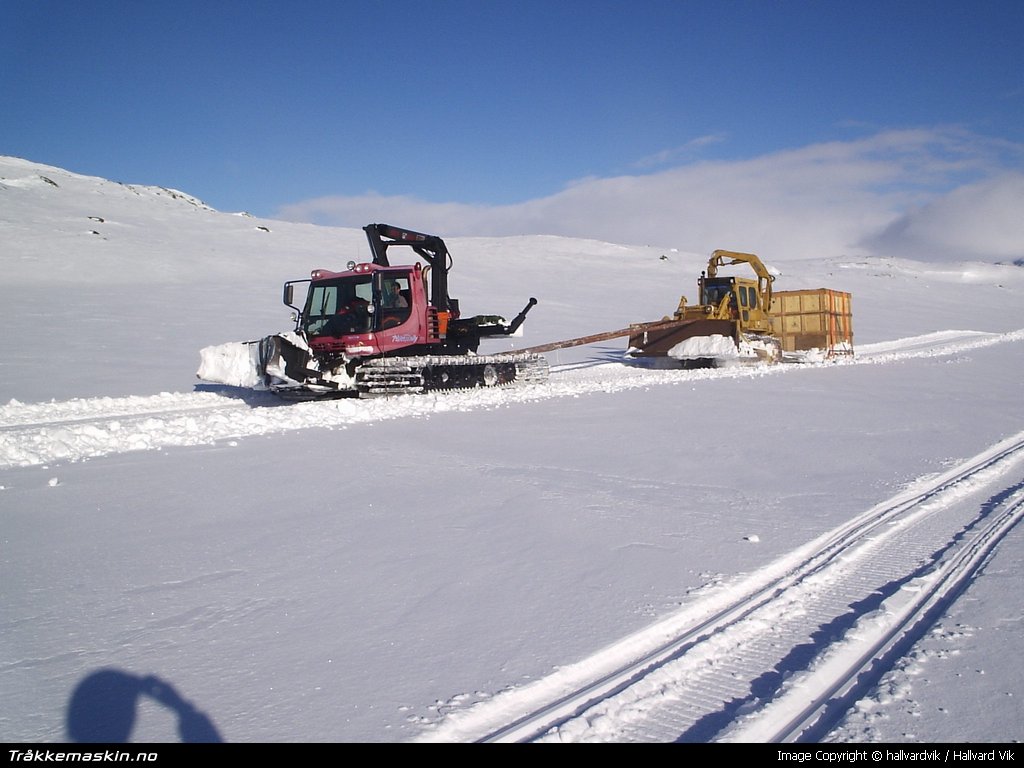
[379,276,412,328]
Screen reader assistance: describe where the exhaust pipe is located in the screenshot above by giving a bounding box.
[505,297,538,335]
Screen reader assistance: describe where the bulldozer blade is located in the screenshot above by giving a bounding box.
[626,319,737,358]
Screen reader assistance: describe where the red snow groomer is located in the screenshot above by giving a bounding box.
[253,223,547,398]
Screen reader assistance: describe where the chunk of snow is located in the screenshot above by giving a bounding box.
[668,334,738,361]
[196,340,264,388]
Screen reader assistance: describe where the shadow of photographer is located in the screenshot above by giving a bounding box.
[66,668,223,743]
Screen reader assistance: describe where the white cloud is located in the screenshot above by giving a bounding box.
[631,134,728,169]
[275,128,1024,262]
[864,173,1024,262]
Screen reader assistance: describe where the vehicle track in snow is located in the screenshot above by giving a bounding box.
[0,391,257,430]
[412,431,1024,743]
[1,329,1021,470]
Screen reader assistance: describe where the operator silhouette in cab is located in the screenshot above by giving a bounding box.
[380,279,410,328]
[382,279,408,308]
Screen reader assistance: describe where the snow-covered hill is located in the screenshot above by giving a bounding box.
[2,156,1023,743]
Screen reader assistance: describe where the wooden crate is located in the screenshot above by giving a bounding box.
[768,289,853,356]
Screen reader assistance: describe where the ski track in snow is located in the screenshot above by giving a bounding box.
[412,429,1024,743]
[1,329,1021,470]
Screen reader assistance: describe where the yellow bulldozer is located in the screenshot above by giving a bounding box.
[507,247,852,370]
[627,249,853,367]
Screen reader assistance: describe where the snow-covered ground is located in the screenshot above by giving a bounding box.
[2,156,1022,743]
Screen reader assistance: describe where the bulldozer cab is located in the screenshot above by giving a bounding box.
[699,275,772,334]
[701,279,733,308]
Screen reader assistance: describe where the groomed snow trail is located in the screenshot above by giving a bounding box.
[1,329,1020,470]
[411,430,1024,743]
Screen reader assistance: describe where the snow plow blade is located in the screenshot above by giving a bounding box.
[626,319,738,359]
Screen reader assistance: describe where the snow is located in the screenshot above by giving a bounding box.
[668,333,740,361]
[194,341,264,390]
[2,156,1023,744]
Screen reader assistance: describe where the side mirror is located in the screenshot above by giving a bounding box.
[283,284,294,306]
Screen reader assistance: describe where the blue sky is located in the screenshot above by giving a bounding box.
[4,0,1023,260]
